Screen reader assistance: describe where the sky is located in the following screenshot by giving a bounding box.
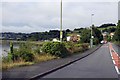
[1,0,119,33]
[118,1,120,20]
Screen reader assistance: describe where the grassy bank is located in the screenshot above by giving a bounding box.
[2,54,57,70]
[2,41,90,70]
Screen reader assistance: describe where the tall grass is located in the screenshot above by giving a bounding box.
[2,41,90,70]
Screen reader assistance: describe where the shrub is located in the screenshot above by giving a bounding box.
[81,43,89,51]
[93,38,99,45]
[64,42,75,53]
[18,43,34,62]
[10,43,34,62]
[42,42,69,58]
[34,46,42,54]
[20,51,34,62]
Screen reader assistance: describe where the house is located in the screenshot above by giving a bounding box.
[102,32,108,43]
[110,32,115,39]
[67,34,80,42]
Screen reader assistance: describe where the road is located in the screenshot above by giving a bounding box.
[38,43,119,79]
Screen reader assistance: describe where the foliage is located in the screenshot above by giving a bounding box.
[16,43,34,62]
[28,30,66,41]
[98,23,116,28]
[2,41,90,70]
[10,42,13,54]
[64,42,89,53]
[107,35,111,42]
[64,42,76,53]
[2,53,13,63]
[113,20,120,42]
[6,42,34,62]
[34,46,41,54]
[42,42,69,58]
[102,27,116,33]
[80,28,91,43]
[80,26,103,45]
[93,38,99,45]
[92,26,103,44]
[34,54,57,63]
[80,43,89,51]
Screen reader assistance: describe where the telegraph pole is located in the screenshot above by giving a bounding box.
[60,0,63,42]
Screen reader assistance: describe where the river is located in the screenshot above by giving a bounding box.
[0,43,19,57]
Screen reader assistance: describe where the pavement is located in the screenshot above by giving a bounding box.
[2,45,102,80]
[38,43,119,80]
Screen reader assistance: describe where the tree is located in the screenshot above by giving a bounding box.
[92,26,103,44]
[80,28,91,43]
[114,20,120,41]
[80,26,103,45]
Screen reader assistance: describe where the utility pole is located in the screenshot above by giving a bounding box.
[90,14,94,48]
[60,0,63,42]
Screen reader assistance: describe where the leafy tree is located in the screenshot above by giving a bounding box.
[114,20,120,41]
[92,26,103,44]
[42,42,69,58]
[80,29,91,43]
[80,26,103,45]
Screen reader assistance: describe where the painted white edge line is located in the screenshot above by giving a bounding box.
[112,57,114,60]
[111,46,119,57]
[113,60,116,65]
[109,43,120,74]
[115,66,120,74]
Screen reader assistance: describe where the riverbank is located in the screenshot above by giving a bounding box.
[2,44,102,79]
[2,41,90,70]
[2,54,57,70]
[0,40,44,44]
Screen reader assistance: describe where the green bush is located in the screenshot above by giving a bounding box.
[81,43,89,51]
[64,42,75,53]
[64,42,89,53]
[20,51,34,62]
[18,43,34,61]
[34,46,42,54]
[93,38,99,45]
[10,43,34,62]
[42,42,69,58]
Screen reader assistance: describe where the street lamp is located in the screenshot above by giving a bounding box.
[60,0,63,42]
[90,14,94,48]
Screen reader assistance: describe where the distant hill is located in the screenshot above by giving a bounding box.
[98,23,116,28]
[97,24,117,33]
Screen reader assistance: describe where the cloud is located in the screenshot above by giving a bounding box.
[1,1,118,33]
[1,0,119,2]
[118,1,120,20]
[2,25,51,33]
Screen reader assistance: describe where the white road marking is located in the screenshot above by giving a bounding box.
[112,57,114,60]
[113,60,116,65]
[109,43,120,74]
[115,66,120,74]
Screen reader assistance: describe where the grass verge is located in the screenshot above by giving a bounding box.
[2,54,57,70]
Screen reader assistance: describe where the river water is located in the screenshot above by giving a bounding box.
[0,44,19,57]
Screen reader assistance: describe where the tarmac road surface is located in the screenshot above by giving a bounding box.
[41,43,119,79]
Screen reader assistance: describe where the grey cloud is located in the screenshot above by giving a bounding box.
[118,1,120,20]
[2,2,118,33]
